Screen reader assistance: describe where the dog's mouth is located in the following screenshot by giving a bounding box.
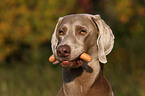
[60,58,84,68]
[49,53,92,68]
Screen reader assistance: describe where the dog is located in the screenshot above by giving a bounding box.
[49,14,115,96]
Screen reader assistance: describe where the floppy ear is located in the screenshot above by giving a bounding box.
[92,15,115,63]
[51,17,64,54]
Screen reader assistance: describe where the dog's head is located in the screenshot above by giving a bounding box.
[51,14,114,68]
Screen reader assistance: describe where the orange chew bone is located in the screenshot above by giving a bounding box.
[49,55,55,62]
[80,53,92,62]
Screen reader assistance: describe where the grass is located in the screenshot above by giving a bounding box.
[0,62,62,96]
[0,39,145,96]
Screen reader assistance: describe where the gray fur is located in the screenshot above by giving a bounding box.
[51,14,114,96]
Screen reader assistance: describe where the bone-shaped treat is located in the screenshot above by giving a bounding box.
[49,55,55,62]
[80,53,92,62]
[49,53,92,63]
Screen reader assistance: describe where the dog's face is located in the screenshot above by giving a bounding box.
[51,14,114,68]
[55,15,98,67]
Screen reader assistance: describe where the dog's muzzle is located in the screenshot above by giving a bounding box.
[49,45,92,68]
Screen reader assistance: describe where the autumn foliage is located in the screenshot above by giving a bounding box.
[0,0,145,95]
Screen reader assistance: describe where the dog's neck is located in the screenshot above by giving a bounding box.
[60,44,101,96]
[62,58,101,96]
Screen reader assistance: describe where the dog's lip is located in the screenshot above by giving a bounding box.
[54,51,86,68]
[60,58,84,68]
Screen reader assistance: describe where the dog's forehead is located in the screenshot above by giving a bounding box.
[62,14,90,25]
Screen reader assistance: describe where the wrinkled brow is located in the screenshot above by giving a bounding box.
[75,25,88,30]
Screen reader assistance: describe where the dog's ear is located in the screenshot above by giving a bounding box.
[51,17,64,54]
[91,15,115,63]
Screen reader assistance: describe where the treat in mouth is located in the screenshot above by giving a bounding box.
[49,53,92,68]
[49,55,55,62]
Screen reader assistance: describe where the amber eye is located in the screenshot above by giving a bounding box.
[80,29,87,35]
[58,29,64,35]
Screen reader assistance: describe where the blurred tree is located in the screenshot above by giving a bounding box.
[0,0,145,95]
[0,0,77,63]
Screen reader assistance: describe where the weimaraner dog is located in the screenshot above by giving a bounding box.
[49,14,115,96]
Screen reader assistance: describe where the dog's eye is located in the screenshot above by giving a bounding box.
[58,29,64,35]
[80,29,87,35]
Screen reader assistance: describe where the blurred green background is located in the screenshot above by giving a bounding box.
[0,0,145,96]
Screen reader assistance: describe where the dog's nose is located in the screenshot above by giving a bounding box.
[57,45,70,57]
